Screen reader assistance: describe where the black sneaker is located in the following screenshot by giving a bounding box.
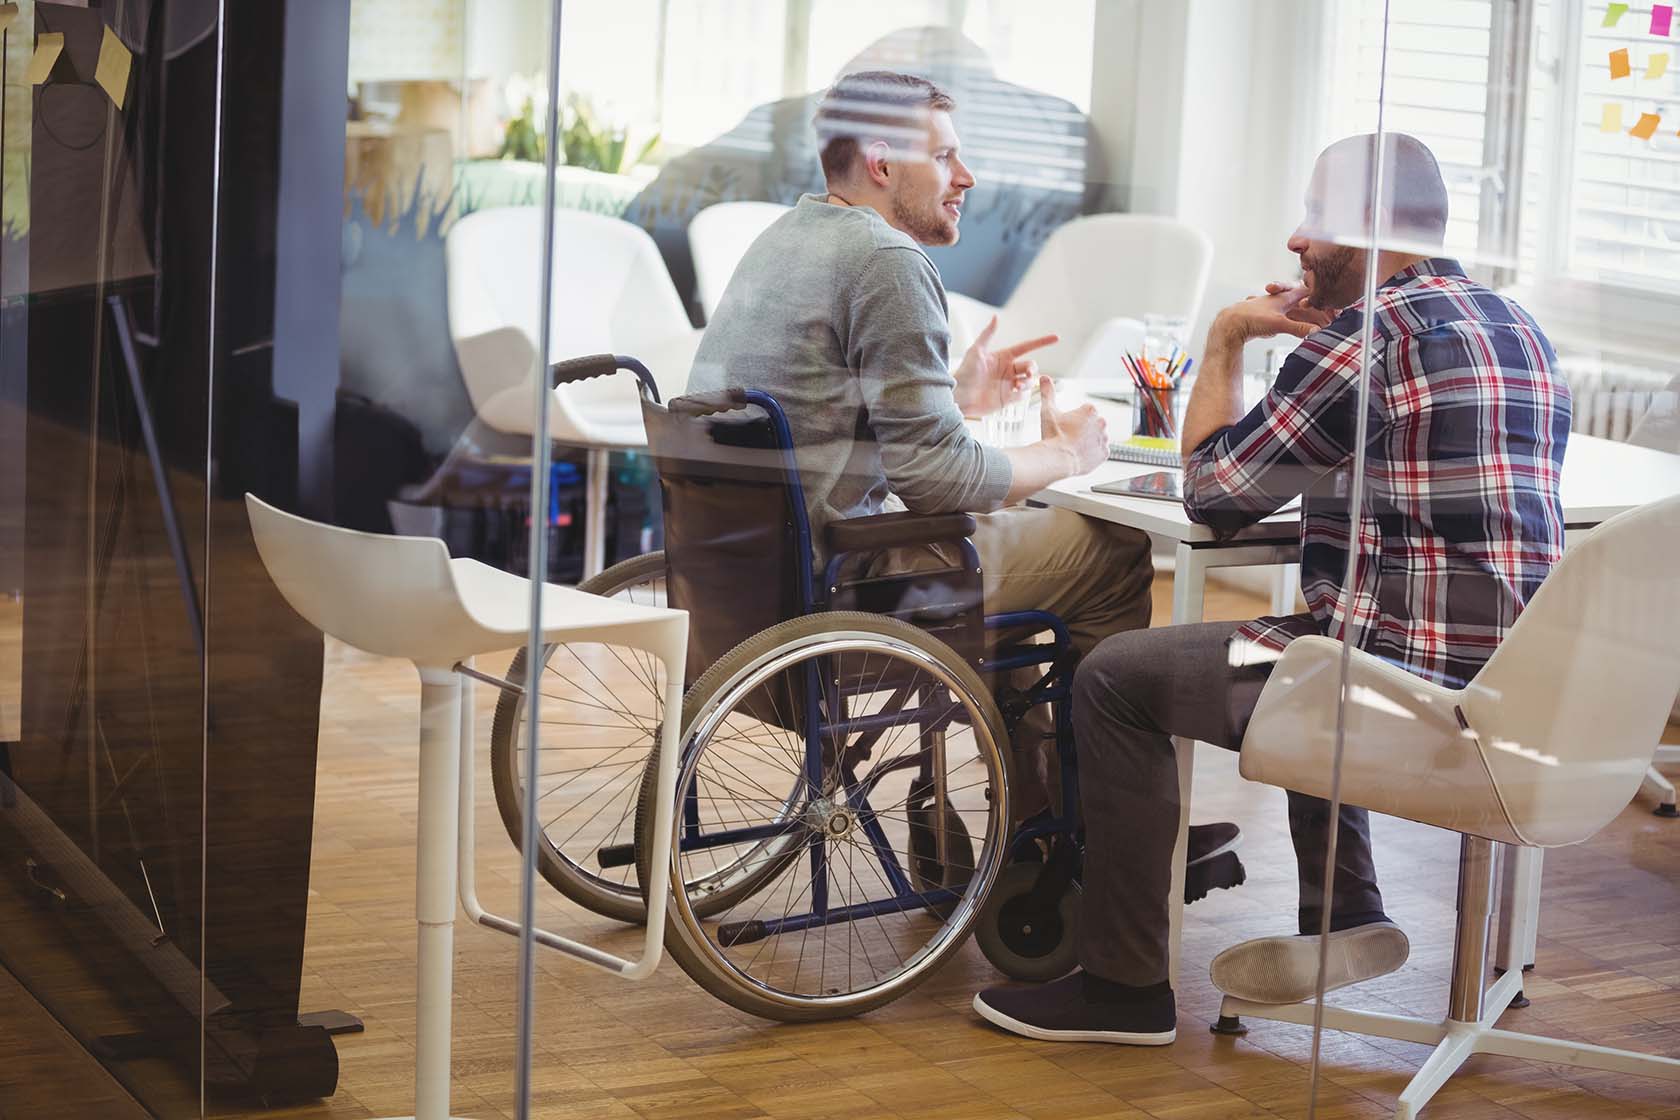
[1185,822,1245,904]
[973,971,1177,1045]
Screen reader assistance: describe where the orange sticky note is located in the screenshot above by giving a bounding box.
[1648,52,1671,79]
[1631,111,1662,139]
[1601,102,1625,132]
[94,25,132,110]
[1611,48,1632,78]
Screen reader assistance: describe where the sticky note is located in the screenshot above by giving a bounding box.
[0,4,19,34]
[1611,47,1632,78]
[94,25,132,110]
[1601,102,1625,131]
[1650,52,1671,78]
[1631,111,1662,138]
[1604,2,1629,26]
[1654,4,1674,36]
[25,32,63,85]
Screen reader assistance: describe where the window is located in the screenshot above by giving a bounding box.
[1320,0,1680,309]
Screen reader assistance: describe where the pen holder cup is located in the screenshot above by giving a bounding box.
[1132,386,1182,440]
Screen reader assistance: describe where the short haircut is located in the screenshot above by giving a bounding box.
[813,71,955,184]
[1319,132,1450,245]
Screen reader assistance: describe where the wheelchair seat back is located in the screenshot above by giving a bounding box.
[642,389,814,696]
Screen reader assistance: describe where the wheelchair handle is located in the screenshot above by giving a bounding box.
[550,353,661,403]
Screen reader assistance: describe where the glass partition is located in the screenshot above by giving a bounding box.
[1297,2,1680,1117]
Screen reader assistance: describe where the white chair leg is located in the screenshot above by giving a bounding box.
[1395,1025,1478,1120]
[1269,562,1299,614]
[1641,764,1678,816]
[1477,1027,1680,1081]
[584,447,610,581]
[414,670,464,1120]
[1494,844,1542,975]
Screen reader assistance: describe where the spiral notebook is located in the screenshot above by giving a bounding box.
[1107,436,1180,468]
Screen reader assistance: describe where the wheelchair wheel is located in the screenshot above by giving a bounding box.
[489,552,672,924]
[636,612,1010,1021]
[975,862,1082,982]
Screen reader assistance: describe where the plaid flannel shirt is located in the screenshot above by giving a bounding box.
[1183,259,1572,687]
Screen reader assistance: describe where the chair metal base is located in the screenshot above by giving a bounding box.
[1215,835,1680,1118]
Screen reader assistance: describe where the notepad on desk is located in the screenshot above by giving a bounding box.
[1108,435,1181,468]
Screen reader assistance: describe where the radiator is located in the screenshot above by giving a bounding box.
[1554,358,1676,441]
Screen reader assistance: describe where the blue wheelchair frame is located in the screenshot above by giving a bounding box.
[664,387,1082,945]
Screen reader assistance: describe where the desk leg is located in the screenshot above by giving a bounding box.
[1270,563,1299,615]
[1167,543,1208,986]
[1495,844,1542,976]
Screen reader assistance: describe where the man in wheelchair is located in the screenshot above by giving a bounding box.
[974,135,1570,1045]
[685,70,1248,900]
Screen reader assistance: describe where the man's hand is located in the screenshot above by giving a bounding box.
[1038,376,1108,475]
[1211,284,1335,349]
[954,315,1058,417]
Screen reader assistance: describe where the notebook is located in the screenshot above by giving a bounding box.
[1107,436,1180,468]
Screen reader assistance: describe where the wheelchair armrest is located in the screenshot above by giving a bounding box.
[825,511,978,556]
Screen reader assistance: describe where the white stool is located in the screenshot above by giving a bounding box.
[246,494,687,1120]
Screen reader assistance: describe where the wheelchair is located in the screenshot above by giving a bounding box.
[488,355,1087,1021]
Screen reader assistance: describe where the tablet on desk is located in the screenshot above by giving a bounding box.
[1091,471,1183,502]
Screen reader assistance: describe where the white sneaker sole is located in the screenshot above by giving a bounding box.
[1209,922,1410,1005]
[971,994,1177,1046]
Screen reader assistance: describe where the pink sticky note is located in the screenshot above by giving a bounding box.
[1653,4,1674,36]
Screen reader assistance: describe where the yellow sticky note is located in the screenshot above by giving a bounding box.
[1631,111,1662,139]
[26,32,63,84]
[1610,48,1632,79]
[0,4,20,34]
[1648,52,1670,80]
[95,25,132,110]
[1601,102,1625,132]
[1604,1,1629,25]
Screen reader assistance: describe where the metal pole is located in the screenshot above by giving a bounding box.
[1448,836,1497,1023]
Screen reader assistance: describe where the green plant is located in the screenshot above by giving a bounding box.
[560,94,659,174]
[498,92,659,174]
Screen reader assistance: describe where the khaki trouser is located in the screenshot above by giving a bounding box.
[866,505,1156,818]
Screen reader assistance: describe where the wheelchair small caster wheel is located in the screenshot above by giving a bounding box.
[1210,1014,1248,1037]
[976,862,1081,982]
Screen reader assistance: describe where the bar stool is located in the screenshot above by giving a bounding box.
[1217,494,1680,1118]
[245,494,687,1120]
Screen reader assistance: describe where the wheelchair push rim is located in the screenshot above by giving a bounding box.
[640,613,1010,1021]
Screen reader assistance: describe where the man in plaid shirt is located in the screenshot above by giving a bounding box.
[976,133,1571,1046]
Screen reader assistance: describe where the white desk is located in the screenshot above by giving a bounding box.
[1030,396,1680,984]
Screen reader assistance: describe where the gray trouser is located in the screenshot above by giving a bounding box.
[1072,618,1386,986]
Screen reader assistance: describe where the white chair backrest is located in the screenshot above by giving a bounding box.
[445,206,691,421]
[997,214,1213,376]
[689,201,791,321]
[1466,493,1680,845]
[245,494,475,666]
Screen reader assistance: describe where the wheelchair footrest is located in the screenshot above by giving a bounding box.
[717,919,768,947]
[596,842,637,869]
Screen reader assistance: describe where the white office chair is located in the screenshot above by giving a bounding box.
[1218,494,1680,1119]
[1630,375,1680,815]
[446,206,703,579]
[688,200,791,321]
[245,494,687,1120]
[991,214,1213,379]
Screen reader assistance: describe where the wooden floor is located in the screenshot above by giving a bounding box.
[194,574,1680,1118]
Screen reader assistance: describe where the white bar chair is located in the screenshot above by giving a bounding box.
[245,494,687,1120]
[687,200,792,322]
[1218,494,1680,1119]
[1628,375,1680,815]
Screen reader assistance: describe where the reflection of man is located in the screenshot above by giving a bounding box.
[976,133,1571,1045]
[625,27,1101,320]
[691,73,1246,856]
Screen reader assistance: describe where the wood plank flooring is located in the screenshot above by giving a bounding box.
[212,572,1680,1120]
